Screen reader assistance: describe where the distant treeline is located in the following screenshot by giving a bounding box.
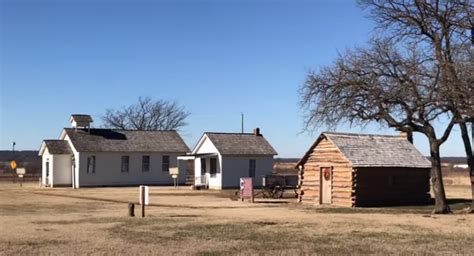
[274,158,300,163]
[0,150,41,174]
[0,150,39,162]
[275,157,467,165]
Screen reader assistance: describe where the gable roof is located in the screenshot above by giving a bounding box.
[40,140,73,155]
[194,132,277,156]
[62,128,190,153]
[297,132,431,168]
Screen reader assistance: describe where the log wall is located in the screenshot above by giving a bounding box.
[353,167,431,207]
[298,137,354,207]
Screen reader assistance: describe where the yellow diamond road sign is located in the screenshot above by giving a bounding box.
[10,160,17,170]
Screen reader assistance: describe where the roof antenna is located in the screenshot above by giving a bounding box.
[241,113,244,134]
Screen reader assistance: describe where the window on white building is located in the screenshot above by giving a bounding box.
[142,156,150,172]
[87,156,96,173]
[162,155,170,172]
[121,156,129,172]
[249,159,256,178]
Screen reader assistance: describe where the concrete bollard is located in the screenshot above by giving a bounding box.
[128,203,135,217]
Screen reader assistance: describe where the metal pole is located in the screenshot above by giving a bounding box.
[241,113,244,133]
[12,142,15,153]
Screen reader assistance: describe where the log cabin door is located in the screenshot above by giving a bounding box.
[320,167,332,204]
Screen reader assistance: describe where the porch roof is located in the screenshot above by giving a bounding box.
[177,153,218,160]
[39,140,73,155]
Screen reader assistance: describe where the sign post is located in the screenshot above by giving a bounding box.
[169,167,179,189]
[240,177,254,203]
[139,185,149,218]
[10,160,17,170]
[16,168,25,187]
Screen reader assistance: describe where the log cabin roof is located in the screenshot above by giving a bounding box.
[297,132,431,168]
[61,128,190,153]
[199,132,278,155]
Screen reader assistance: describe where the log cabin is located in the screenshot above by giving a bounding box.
[296,132,432,207]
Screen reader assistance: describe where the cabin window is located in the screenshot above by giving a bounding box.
[121,156,129,172]
[87,156,96,173]
[249,159,256,178]
[201,158,206,174]
[162,155,170,172]
[142,156,150,172]
[210,158,217,177]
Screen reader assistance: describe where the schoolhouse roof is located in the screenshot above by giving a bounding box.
[297,132,431,168]
[40,140,73,155]
[61,128,190,153]
[195,132,277,156]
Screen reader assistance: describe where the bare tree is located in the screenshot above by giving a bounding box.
[302,0,474,213]
[102,97,190,131]
[359,0,474,211]
[301,39,455,213]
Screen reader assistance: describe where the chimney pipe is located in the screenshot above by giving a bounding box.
[253,128,261,136]
[400,130,413,144]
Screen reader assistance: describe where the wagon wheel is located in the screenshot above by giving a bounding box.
[273,187,284,198]
[261,187,272,198]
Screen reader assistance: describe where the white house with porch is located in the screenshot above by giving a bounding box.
[178,128,277,189]
[39,114,190,188]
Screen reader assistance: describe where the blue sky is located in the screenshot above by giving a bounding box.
[0,0,469,157]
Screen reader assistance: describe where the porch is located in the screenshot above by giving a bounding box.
[177,153,220,189]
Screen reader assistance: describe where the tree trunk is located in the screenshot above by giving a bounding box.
[459,123,474,212]
[429,140,451,214]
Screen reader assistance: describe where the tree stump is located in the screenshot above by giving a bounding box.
[128,203,135,217]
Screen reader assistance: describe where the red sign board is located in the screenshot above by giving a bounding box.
[240,177,254,202]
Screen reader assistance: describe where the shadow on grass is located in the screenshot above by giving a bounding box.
[254,200,289,204]
[302,198,471,214]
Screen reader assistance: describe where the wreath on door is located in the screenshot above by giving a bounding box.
[323,169,331,181]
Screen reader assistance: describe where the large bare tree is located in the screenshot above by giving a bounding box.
[301,0,473,213]
[103,97,189,131]
[301,39,455,213]
[359,0,474,211]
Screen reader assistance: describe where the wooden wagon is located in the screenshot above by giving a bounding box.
[261,174,298,199]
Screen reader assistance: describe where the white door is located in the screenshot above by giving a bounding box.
[320,167,332,204]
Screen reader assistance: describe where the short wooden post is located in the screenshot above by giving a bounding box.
[128,203,135,217]
[141,186,145,218]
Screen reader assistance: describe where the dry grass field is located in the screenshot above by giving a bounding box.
[0,182,473,255]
